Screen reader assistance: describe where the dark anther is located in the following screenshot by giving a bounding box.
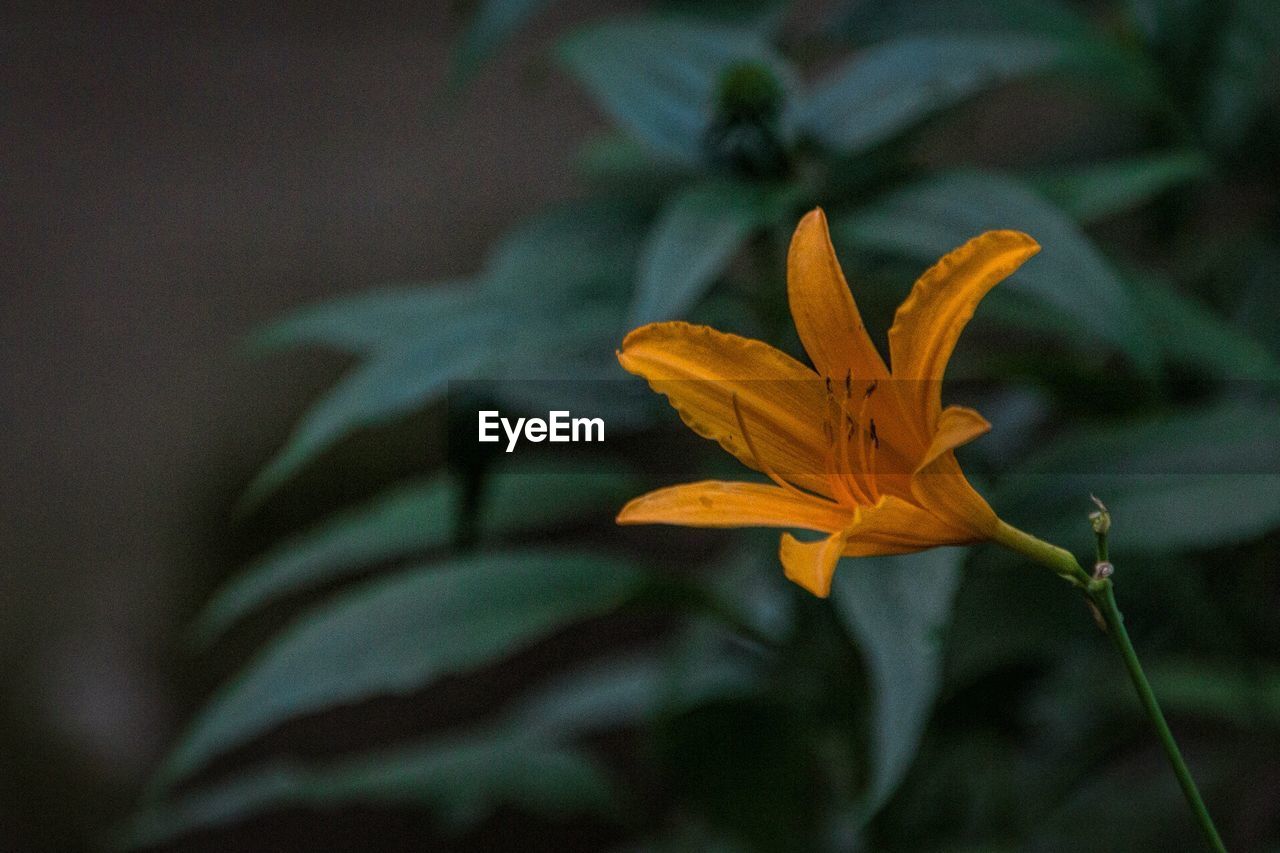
[864,380,878,399]
[869,418,879,449]
[824,376,833,394]
[844,369,852,397]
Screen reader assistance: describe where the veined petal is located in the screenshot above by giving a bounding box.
[916,405,991,473]
[780,531,847,597]
[888,230,1039,426]
[840,494,969,555]
[616,480,850,532]
[787,208,890,383]
[618,322,831,496]
[910,452,999,540]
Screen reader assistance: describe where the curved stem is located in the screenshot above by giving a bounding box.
[1087,579,1227,853]
[993,522,1227,851]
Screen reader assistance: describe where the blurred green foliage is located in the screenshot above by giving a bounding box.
[129,0,1280,850]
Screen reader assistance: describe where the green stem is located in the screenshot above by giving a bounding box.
[994,522,1227,851]
[1087,579,1227,853]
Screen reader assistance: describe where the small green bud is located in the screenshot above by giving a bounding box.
[714,62,784,124]
[1088,494,1111,535]
[704,62,789,178]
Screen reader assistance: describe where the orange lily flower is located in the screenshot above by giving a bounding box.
[616,208,1040,597]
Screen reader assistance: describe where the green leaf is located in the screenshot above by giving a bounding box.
[631,179,793,324]
[121,736,611,850]
[1128,272,1280,380]
[154,550,646,789]
[836,0,1096,43]
[505,650,761,737]
[797,35,1063,154]
[240,326,497,509]
[1191,0,1280,151]
[1030,150,1211,224]
[558,19,789,165]
[995,401,1280,554]
[451,0,557,85]
[248,284,475,356]
[195,464,641,645]
[835,170,1159,373]
[830,547,965,823]
[483,199,649,297]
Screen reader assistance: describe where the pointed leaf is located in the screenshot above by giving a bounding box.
[996,401,1280,553]
[632,180,793,324]
[558,19,789,165]
[798,35,1062,154]
[196,464,641,645]
[452,0,558,84]
[830,547,965,822]
[122,736,610,849]
[248,285,475,355]
[154,551,646,788]
[1129,272,1280,380]
[1030,150,1210,224]
[835,170,1158,373]
[240,328,496,509]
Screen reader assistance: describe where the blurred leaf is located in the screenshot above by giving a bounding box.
[1031,150,1211,224]
[558,19,790,166]
[452,0,557,85]
[835,0,1161,106]
[248,285,475,356]
[130,648,760,848]
[632,179,793,324]
[195,464,642,645]
[483,199,649,298]
[996,401,1280,554]
[1128,272,1280,380]
[797,35,1063,154]
[1231,237,1280,361]
[1179,0,1280,151]
[240,321,497,509]
[577,134,689,191]
[123,736,611,850]
[836,0,1095,43]
[830,547,965,823]
[835,170,1159,373]
[505,650,761,737]
[154,550,646,789]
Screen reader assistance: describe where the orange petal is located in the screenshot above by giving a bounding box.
[616,480,850,532]
[618,322,831,497]
[887,231,1039,426]
[840,494,969,555]
[787,208,890,383]
[915,405,991,473]
[780,531,847,597]
[910,451,999,541]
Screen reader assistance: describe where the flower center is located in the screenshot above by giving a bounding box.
[822,371,880,507]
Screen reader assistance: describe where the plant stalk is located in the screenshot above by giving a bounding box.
[1086,578,1227,853]
[994,521,1227,851]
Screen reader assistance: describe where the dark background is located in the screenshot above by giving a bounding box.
[2,4,617,848]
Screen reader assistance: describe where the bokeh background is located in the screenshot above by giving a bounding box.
[3,1,1278,851]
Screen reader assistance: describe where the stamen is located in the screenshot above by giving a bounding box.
[833,390,872,505]
[866,417,880,500]
[864,379,877,399]
[731,393,824,503]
